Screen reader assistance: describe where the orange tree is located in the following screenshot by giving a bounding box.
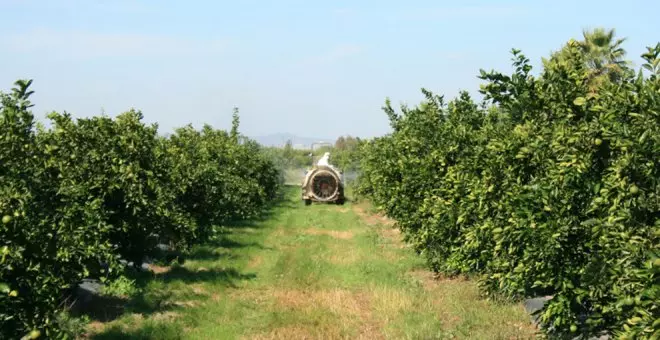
[0,81,117,337]
[0,81,280,338]
[357,37,659,338]
[164,117,279,239]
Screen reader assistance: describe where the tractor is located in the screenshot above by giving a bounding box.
[301,143,345,206]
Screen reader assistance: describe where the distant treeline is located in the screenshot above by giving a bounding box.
[262,135,363,172]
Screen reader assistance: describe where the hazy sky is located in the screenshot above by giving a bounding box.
[1,0,658,139]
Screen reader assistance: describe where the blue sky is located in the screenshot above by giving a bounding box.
[1,0,658,139]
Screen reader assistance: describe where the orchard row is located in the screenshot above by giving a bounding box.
[356,38,659,338]
[0,81,280,338]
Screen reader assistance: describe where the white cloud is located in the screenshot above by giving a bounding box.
[2,29,228,59]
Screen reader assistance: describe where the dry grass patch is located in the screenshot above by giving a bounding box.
[368,241,401,262]
[352,204,395,227]
[327,244,360,265]
[247,255,263,269]
[191,284,208,296]
[328,252,360,265]
[271,226,288,237]
[408,269,469,290]
[147,264,171,274]
[304,227,354,240]
[405,270,538,338]
[165,300,199,308]
[151,311,179,322]
[87,313,145,335]
[369,286,416,316]
[236,287,384,339]
[83,311,182,338]
[273,289,369,317]
[236,288,369,316]
[379,226,401,239]
[229,288,271,305]
[352,206,382,226]
[374,226,407,251]
[83,320,106,337]
[351,201,409,251]
[246,325,338,340]
[505,321,540,337]
[129,313,145,322]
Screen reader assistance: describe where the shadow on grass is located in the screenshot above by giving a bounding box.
[208,236,272,250]
[68,293,131,323]
[81,188,294,337]
[221,197,297,228]
[186,245,235,262]
[184,235,273,262]
[82,266,258,338]
[73,236,262,332]
[158,265,257,285]
[78,224,270,334]
[90,320,183,340]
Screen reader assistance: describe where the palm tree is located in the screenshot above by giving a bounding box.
[578,28,628,82]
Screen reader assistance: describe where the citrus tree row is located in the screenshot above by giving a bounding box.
[356,34,659,339]
[0,81,280,339]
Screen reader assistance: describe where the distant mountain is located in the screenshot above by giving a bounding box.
[250,133,335,149]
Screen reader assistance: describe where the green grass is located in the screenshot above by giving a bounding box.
[86,186,538,339]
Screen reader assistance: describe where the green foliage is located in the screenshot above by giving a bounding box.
[100,276,140,299]
[262,144,312,170]
[0,81,280,338]
[166,125,279,238]
[54,312,90,339]
[0,80,116,338]
[40,110,195,268]
[357,36,659,338]
[331,135,363,172]
[578,28,629,83]
[262,136,363,174]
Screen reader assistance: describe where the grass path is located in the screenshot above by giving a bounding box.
[87,186,537,339]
